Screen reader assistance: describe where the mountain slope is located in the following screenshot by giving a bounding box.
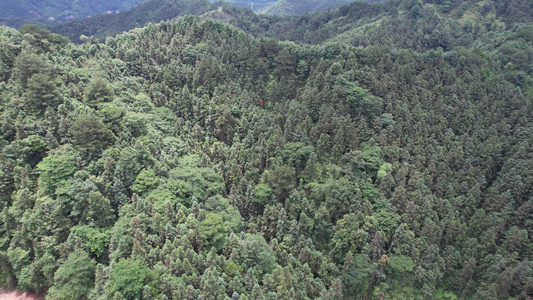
[221,0,276,11]
[258,0,353,15]
[0,0,532,299]
[48,0,214,43]
[0,0,146,21]
[258,0,384,15]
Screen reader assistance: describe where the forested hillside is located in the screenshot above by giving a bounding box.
[257,0,352,15]
[223,0,276,11]
[0,0,146,21]
[0,0,532,299]
[257,0,384,15]
[48,0,214,43]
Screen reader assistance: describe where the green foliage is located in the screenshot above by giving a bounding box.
[13,52,49,88]
[253,183,272,205]
[261,165,296,202]
[331,213,374,260]
[198,196,242,251]
[215,106,237,144]
[72,225,110,257]
[200,213,227,252]
[36,146,77,194]
[108,216,133,262]
[145,185,182,210]
[281,142,315,170]
[85,191,115,227]
[343,253,376,297]
[19,24,69,51]
[84,77,115,108]
[387,255,414,274]
[376,162,392,181]
[373,209,400,240]
[18,135,46,166]
[1,2,533,299]
[47,249,95,300]
[434,288,458,300]
[69,114,114,152]
[6,248,30,280]
[345,82,381,120]
[204,195,241,233]
[107,259,148,299]
[16,252,55,291]
[98,103,125,129]
[26,72,59,113]
[167,155,225,202]
[112,145,151,204]
[224,261,243,278]
[360,142,384,175]
[131,168,158,195]
[243,234,275,276]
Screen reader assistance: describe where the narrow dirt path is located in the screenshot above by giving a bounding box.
[0,289,45,300]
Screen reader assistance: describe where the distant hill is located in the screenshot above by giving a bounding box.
[48,0,214,43]
[221,0,276,11]
[0,0,145,21]
[46,0,388,43]
[34,0,533,46]
[258,0,384,15]
[0,16,52,29]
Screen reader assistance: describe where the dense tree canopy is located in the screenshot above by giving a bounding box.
[0,0,532,299]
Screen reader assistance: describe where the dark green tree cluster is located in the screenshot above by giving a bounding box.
[0,0,532,299]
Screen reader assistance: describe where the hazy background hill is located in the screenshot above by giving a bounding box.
[258,0,352,15]
[48,0,215,43]
[0,0,378,30]
[0,0,145,21]
[36,0,533,45]
[222,0,276,11]
[258,0,384,15]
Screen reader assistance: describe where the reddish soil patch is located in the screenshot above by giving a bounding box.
[0,289,45,300]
